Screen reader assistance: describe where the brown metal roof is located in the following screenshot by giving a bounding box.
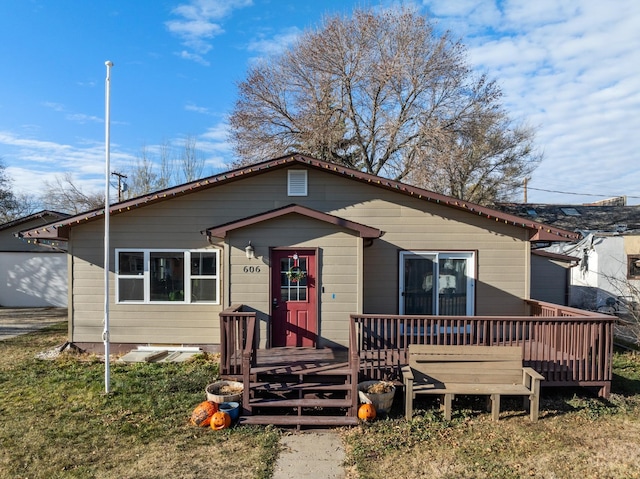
[205,204,383,239]
[19,154,580,243]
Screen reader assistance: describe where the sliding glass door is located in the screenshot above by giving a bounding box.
[399,251,475,315]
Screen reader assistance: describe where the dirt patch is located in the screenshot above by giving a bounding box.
[0,307,68,321]
[0,307,67,341]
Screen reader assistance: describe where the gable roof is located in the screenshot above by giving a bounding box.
[0,210,69,232]
[205,204,383,240]
[19,154,579,243]
[496,203,640,234]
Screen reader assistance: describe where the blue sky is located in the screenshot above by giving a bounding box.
[1,0,639,206]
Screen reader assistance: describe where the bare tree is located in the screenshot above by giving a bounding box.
[0,159,18,223]
[229,7,540,204]
[127,144,160,197]
[597,270,640,347]
[8,193,42,219]
[157,139,174,191]
[406,107,541,204]
[124,136,205,199]
[176,135,205,184]
[41,173,104,214]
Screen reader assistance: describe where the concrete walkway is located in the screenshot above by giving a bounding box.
[273,430,347,479]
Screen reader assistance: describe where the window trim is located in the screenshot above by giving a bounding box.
[628,254,640,280]
[399,251,476,315]
[116,248,220,304]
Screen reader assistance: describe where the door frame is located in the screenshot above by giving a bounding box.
[270,247,320,347]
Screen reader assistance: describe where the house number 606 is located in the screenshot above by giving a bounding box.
[243,266,261,273]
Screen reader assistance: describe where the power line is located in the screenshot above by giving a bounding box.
[524,186,640,200]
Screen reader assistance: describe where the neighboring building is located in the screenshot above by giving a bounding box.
[530,249,578,305]
[0,211,69,307]
[20,155,577,352]
[497,198,640,312]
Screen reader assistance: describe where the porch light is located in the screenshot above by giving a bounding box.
[245,241,255,259]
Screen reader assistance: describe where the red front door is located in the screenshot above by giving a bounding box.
[271,250,317,347]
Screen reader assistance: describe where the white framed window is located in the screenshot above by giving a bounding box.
[116,249,219,304]
[399,251,475,315]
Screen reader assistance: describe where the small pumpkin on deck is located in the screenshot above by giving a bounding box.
[190,401,218,427]
[210,411,232,430]
[358,403,377,421]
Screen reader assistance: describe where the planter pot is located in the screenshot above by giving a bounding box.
[206,381,243,403]
[218,401,240,422]
[358,380,396,415]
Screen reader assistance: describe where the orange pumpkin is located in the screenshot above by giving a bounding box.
[210,411,232,430]
[358,403,377,421]
[190,401,218,427]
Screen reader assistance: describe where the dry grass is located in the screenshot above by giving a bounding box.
[343,352,640,479]
[4,321,640,478]
[0,323,280,479]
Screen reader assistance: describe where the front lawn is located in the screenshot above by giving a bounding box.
[3,322,640,478]
[0,323,280,479]
[342,351,640,479]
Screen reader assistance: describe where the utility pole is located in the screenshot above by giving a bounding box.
[523,177,529,203]
[111,171,128,202]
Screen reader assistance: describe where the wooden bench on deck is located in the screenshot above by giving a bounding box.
[402,345,544,422]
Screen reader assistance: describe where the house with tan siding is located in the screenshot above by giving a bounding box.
[20,155,579,353]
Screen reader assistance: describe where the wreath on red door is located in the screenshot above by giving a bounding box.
[285,253,306,283]
[285,266,306,283]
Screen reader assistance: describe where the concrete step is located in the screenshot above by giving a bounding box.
[238,415,359,427]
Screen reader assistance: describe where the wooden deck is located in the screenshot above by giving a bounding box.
[351,301,615,397]
[219,300,615,427]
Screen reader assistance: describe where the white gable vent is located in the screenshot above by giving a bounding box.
[288,170,308,196]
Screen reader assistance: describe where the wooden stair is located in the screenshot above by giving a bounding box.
[238,349,359,428]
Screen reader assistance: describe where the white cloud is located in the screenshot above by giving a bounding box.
[422,0,640,204]
[0,130,136,197]
[185,104,209,114]
[246,27,302,58]
[42,102,66,112]
[41,102,107,125]
[199,121,233,162]
[66,113,103,124]
[178,50,210,66]
[167,0,253,61]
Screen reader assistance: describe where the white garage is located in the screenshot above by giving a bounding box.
[0,252,67,307]
[0,211,69,308]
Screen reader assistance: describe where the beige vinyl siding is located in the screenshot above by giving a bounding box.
[328,193,529,317]
[68,165,531,347]
[69,206,224,345]
[226,214,359,348]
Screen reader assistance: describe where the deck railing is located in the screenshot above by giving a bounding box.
[351,300,615,397]
[219,304,257,377]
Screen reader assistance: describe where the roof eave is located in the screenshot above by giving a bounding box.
[205,203,383,240]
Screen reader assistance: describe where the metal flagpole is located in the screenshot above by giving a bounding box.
[103,60,113,394]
